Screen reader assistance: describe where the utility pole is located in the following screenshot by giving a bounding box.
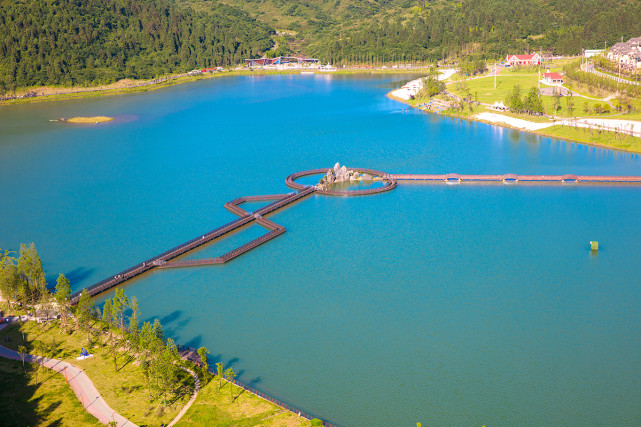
[494,62,497,89]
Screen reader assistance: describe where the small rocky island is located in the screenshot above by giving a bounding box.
[316,163,378,190]
[58,116,114,124]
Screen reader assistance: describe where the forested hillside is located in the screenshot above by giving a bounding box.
[0,0,273,92]
[1,0,641,92]
[228,0,641,64]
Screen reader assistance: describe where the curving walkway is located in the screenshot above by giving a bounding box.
[167,367,200,427]
[285,168,397,195]
[0,323,137,426]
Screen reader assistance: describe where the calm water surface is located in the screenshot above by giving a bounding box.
[1,74,641,426]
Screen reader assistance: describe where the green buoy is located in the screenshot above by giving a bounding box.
[590,241,599,251]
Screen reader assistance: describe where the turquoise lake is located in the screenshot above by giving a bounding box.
[1,74,641,426]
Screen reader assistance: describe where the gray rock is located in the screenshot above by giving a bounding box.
[326,169,335,184]
[361,173,372,180]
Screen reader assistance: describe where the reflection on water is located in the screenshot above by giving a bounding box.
[327,180,385,191]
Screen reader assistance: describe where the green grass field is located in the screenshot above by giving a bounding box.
[447,69,621,119]
[2,320,193,426]
[176,376,310,427]
[0,356,97,426]
[541,125,641,153]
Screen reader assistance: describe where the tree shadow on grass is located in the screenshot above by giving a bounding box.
[0,359,48,426]
[165,369,195,407]
[233,387,246,402]
[117,354,135,372]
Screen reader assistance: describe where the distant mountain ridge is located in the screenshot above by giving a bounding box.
[1,0,640,92]
[223,0,641,64]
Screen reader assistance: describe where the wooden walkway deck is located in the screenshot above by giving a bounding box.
[393,173,641,183]
[70,187,315,303]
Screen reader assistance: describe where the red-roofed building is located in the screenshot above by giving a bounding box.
[542,72,563,85]
[506,53,541,66]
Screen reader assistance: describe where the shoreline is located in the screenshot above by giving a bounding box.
[386,86,641,154]
[0,67,429,107]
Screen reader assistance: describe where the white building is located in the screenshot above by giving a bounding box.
[607,37,641,70]
[584,49,604,58]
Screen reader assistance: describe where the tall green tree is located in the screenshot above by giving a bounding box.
[566,90,574,115]
[0,250,20,310]
[158,339,179,406]
[224,367,237,402]
[18,345,27,373]
[111,288,129,332]
[217,362,224,389]
[524,87,544,115]
[102,299,113,348]
[55,274,72,331]
[74,290,95,340]
[197,347,209,380]
[139,321,157,400]
[17,243,46,310]
[552,90,561,113]
[128,297,141,358]
[506,84,523,112]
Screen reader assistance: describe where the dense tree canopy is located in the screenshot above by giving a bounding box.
[302,0,641,64]
[0,0,274,92]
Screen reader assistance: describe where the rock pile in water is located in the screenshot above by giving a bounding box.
[317,162,373,189]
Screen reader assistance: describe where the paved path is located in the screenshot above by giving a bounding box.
[0,323,137,426]
[167,367,200,427]
[582,63,641,86]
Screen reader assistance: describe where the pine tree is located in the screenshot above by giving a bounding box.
[55,274,72,331]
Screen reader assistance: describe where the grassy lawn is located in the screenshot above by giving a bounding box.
[618,111,641,121]
[447,70,627,119]
[0,356,96,426]
[448,72,541,104]
[2,320,193,426]
[176,376,311,427]
[541,125,641,153]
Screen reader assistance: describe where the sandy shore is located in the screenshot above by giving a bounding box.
[475,112,641,138]
[557,118,641,138]
[388,69,456,100]
[473,112,556,131]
